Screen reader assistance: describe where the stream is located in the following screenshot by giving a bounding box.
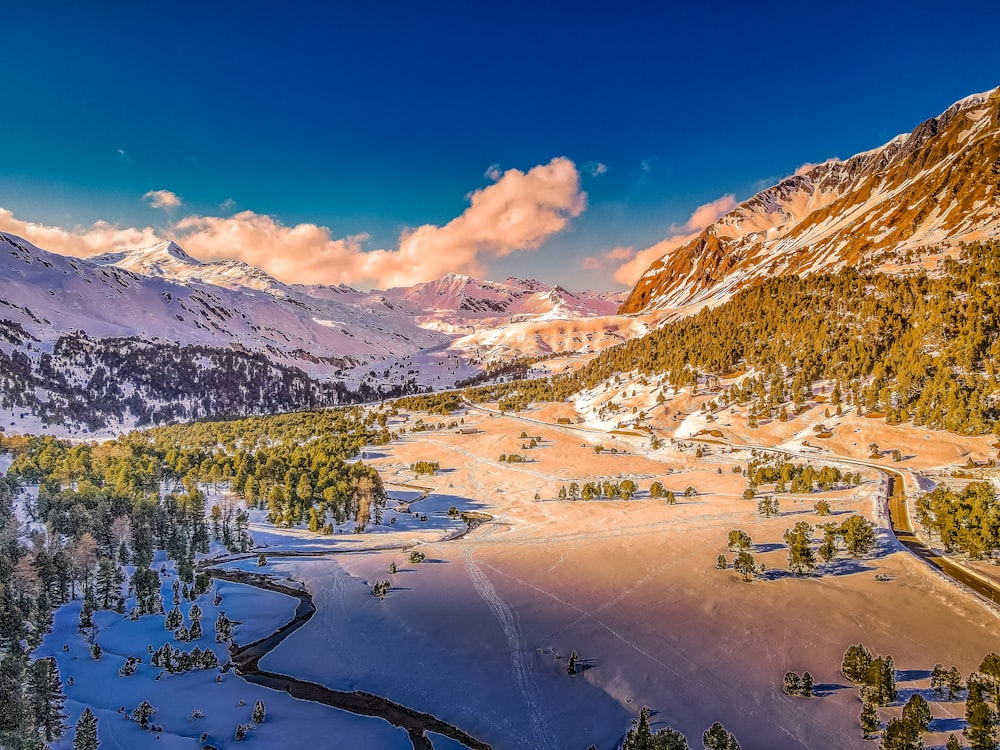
[202,513,494,750]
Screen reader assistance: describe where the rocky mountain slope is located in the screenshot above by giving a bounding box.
[621,87,1000,313]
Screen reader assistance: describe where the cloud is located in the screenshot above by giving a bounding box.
[362,157,586,287]
[0,208,161,257]
[0,157,586,289]
[116,148,132,163]
[484,163,502,181]
[220,198,237,211]
[581,194,737,286]
[640,158,653,173]
[584,161,608,177]
[143,190,182,209]
[679,194,737,233]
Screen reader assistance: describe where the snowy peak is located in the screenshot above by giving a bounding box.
[620,86,1000,313]
[93,240,201,274]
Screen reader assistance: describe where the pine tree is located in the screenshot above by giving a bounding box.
[132,700,156,730]
[251,699,265,724]
[783,672,802,695]
[842,643,874,684]
[800,671,814,697]
[95,557,124,610]
[165,606,183,631]
[860,699,880,739]
[784,521,816,574]
[881,716,921,750]
[29,656,66,742]
[79,589,95,631]
[980,653,1000,703]
[901,693,931,734]
[964,678,998,750]
[702,722,740,750]
[215,611,233,642]
[73,707,99,750]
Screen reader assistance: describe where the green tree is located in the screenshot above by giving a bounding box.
[132,700,156,730]
[784,521,816,574]
[800,671,814,697]
[964,678,998,750]
[73,707,99,750]
[842,643,874,684]
[783,672,802,695]
[623,707,690,750]
[733,550,758,582]
[860,699,880,740]
[881,716,922,750]
[980,653,1000,703]
[215,611,233,642]
[840,515,877,557]
[727,529,753,553]
[29,656,66,742]
[702,722,740,750]
[901,693,931,734]
[756,496,780,517]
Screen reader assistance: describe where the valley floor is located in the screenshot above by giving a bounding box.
[29,400,1000,750]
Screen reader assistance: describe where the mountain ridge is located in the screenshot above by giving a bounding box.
[620,86,1000,313]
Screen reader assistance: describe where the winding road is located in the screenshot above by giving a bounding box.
[689,435,1000,609]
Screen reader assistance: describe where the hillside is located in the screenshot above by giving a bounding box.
[464,241,1000,436]
[620,87,1000,313]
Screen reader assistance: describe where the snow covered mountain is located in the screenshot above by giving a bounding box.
[0,232,626,431]
[379,273,623,333]
[620,87,1000,313]
[1,233,449,375]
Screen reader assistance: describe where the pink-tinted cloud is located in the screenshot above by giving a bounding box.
[171,212,370,285]
[1,157,586,289]
[682,194,736,232]
[143,189,182,209]
[582,194,738,286]
[0,208,161,257]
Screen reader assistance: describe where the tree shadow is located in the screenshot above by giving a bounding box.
[896,669,932,682]
[930,717,966,733]
[812,682,852,697]
[820,558,876,577]
[754,542,785,553]
[762,568,803,581]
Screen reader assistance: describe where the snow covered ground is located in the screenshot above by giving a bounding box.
[21,393,1000,749]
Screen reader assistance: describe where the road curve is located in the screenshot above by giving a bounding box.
[688,435,1000,609]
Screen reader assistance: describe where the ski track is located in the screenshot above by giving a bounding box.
[463,545,556,750]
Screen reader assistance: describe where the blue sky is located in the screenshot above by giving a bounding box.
[2,1,999,290]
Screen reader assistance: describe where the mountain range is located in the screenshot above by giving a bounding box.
[1,86,998,432]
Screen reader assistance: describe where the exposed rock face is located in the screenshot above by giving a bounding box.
[620,88,1000,314]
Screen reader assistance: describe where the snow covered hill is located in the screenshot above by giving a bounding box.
[620,87,1000,313]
